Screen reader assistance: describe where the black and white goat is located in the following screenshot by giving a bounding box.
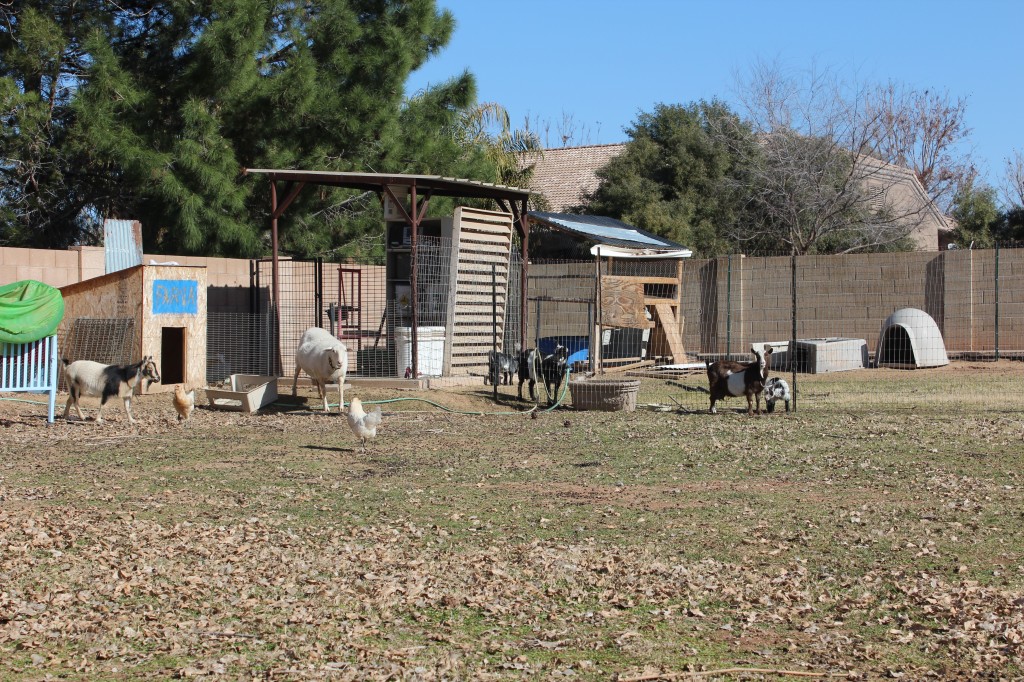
[763,376,792,413]
[705,346,772,415]
[62,356,161,423]
[486,350,519,386]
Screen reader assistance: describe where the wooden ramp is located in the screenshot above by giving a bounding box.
[652,303,686,361]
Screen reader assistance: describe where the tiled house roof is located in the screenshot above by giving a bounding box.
[522,143,626,212]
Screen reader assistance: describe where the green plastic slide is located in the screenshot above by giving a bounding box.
[0,280,65,344]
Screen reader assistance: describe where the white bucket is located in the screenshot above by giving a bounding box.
[395,326,446,377]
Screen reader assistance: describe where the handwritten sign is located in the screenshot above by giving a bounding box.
[153,280,198,315]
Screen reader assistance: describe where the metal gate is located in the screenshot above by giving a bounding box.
[253,258,324,377]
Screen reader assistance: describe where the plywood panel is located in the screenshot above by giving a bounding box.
[601,276,651,329]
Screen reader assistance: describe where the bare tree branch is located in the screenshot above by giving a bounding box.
[863,82,975,213]
[1001,149,1024,209]
[723,62,940,255]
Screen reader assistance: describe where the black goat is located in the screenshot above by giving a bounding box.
[541,345,569,406]
[517,348,540,401]
[516,345,569,405]
[486,350,519,386]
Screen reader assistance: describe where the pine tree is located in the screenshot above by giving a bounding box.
[3,1,484,257]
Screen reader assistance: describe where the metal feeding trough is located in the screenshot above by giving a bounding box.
[205,374,278,413]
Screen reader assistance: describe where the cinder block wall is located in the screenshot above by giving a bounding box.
[6,246,1024,358]
[681,249,1024,356]
[527,262,596,344]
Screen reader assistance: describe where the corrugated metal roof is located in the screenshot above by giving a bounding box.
[103,219,143,274]
[527,212,688,251]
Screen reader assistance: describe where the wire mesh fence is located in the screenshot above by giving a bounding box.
[55,318,136,392]
[205,312,274,384]
[625,246,1024,414]
[483,246,1024,413]
[245,240,1023,414]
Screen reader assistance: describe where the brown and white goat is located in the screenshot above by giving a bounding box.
[705,346,773,415]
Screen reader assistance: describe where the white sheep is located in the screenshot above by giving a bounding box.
[292,327,348,413]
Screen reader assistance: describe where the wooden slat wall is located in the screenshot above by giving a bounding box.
[444,207,513,376]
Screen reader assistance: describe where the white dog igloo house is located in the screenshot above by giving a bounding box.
[875,308,949,369]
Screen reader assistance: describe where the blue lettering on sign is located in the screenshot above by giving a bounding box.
[153,280,198,315]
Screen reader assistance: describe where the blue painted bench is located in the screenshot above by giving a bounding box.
[0,335,59,423]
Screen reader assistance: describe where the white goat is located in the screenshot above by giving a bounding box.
[62,356,161,423]
[292,327,348,413]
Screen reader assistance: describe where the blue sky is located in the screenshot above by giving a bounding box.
[406,0,1023,190]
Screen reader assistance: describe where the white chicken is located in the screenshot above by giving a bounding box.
[346,396,382,451]
[173,384,195,424]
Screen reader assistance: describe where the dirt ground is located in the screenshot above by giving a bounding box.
[2,372,1024,680]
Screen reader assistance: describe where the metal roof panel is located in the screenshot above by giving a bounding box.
[103,219,143,274]
[527,212,688,251]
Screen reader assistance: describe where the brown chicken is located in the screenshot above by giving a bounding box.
[173,384,195,424]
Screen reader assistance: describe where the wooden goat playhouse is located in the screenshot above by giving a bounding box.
[59,264,208,392]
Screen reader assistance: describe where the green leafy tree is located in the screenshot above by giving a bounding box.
[948,183,1000,248]
[3,1,486,257]
[581,100,756,256]
[992,206,1024,244]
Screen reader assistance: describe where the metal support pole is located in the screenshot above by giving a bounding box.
[492,263,498,403]
[587,301,593,373]
[534,299,541,351]
[726,253,732,360]
[409,184,419,380]
[249,259,256,315]
[791,251,797,412]
[596,247,603,374]
[995,242,1000,361]
[270,182,282,376]
[315,258,323,330]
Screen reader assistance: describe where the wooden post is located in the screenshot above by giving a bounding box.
[492,263,498,403]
